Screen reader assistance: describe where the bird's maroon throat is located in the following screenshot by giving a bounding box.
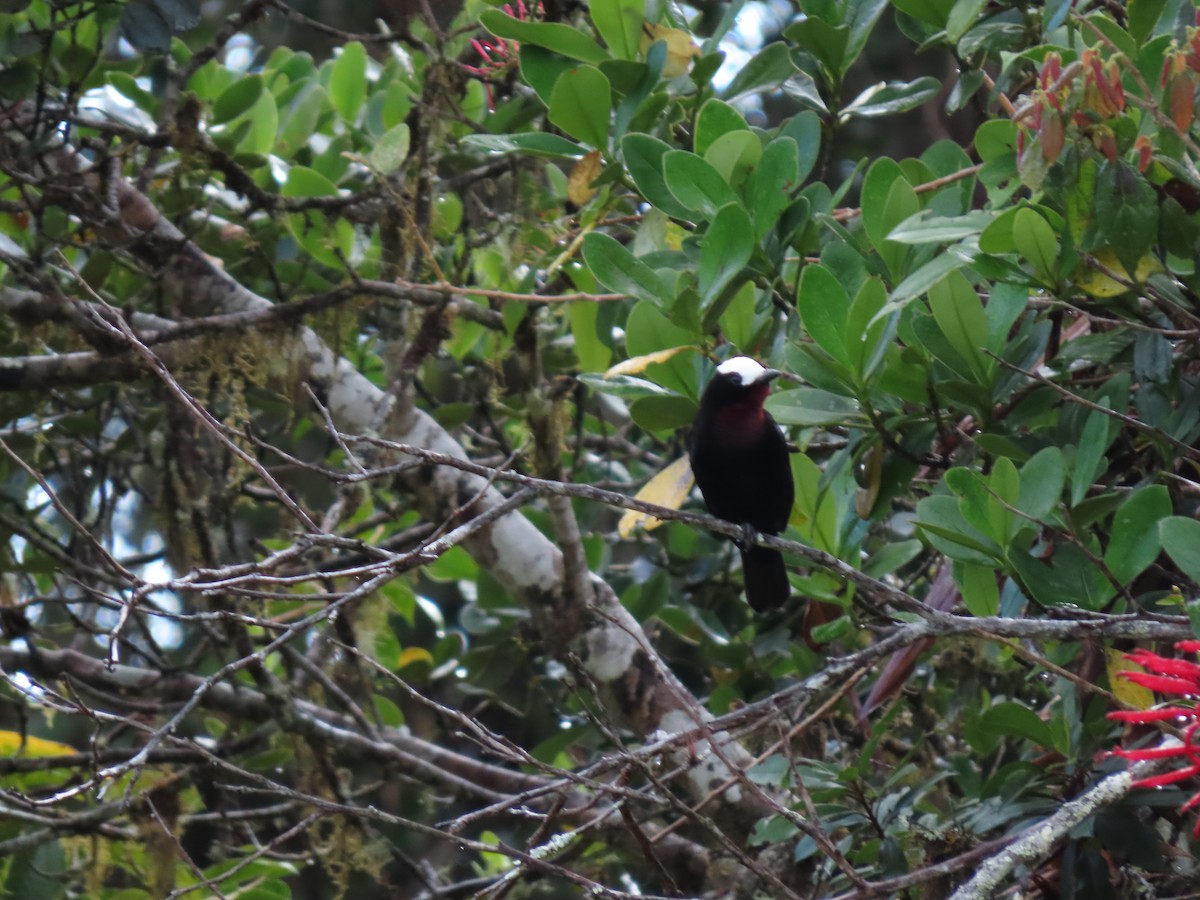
[714,386,769,442]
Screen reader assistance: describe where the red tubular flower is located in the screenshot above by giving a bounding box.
[1109,643,1200,838]
[464,2,543,108]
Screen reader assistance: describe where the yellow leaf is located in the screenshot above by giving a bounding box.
[1076,248,1163,298]
[398,647,434,669]
[567,150,603,206]
[604,345,697,379]
[0,730,76,757]
[1106,649,1155,710]
[618,455,695,538]
[640,24,700,77]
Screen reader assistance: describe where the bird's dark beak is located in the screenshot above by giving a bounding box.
[762,369,782,383]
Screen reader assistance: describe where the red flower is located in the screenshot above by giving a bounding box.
[1108,642,1200,838]
[464,1,542,109]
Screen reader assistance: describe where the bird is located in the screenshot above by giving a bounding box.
[688,356,795,611]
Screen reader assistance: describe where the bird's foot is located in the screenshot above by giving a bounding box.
[735,522,759,551]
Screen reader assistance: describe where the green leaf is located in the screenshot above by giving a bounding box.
[979,701,1053,747]
[1160,517,1200,584]
[765,388,863,426]
[1072,406,1112,507]
[481,9,609,64]
[842,77,941,119]
[621,133,693,219]
[699,203,754,306]
[946,0,988,43]
[945,468,998,543]
[462,132,586,160]
[212,74,263,125]
[719,281,758,349]
[797,264,851,367]
[1106,486,1170,585]
[845,276,890,381]
[914,495,1000,564]
[548,66,611,148]
[1011,543,1114,610]
[662,150,738,220]
[582,233,669,305]
[720,42,797,102]
[624,301,696,397]
[882,242,976,312]
[784,18,849,80]
[518,45,577,104]
[989,457,1019,539]
[862,159,919,276]
[631,394,698,431]
[865,540,923,577]
[1017,447,1064,521]
[577,373,674,399]
[238,90,278,156]
[1094,161,1159,276]
[887,209,996,244]
[781,111,822,185]
[695,98,748,156]
[1012,207,1058,286]
[844,0,891,69]
[1128,0,1168,44]
[569,303,611,372]
[283,166,338,198]
[928,269,989,383]
[746,137,799,240]
[369,123,410,173]
[956,563,999,616]
[704,130,762,188]
[120,0,172,53]
[275,82,326,157]
[590,0,643,59]
[330,41,367,123]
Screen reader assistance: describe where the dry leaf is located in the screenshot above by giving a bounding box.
[568,150,603,205]
[1106,648,1156,711]
[640,24,700,78]
[618,455,695,538]
[604,345,697,378]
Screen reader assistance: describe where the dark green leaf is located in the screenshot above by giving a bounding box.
[1094,161,1158,276]
[1105,486,1170,585]
[797,264,851,366]
[462,132,585,159]
[766,388,863,426]
[842,77,940,118]
[621,133,694,219]
[720,42,797,102]
[120,0,171,53]
[746,137,799,240]
[979,701,1053,747]
[1017,447,1064,521]
[481,10,609,64]
[212,74,263,125]
[784,18,849,79]
[582,233,669,305]
[1160,517,1200,584]
[631,395,698,431]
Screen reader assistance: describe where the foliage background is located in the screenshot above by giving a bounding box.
[2,0,1200,896]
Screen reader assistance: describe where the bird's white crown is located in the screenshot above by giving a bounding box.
[716,356,769,385]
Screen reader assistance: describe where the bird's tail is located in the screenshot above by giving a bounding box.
[740,545,790,611]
